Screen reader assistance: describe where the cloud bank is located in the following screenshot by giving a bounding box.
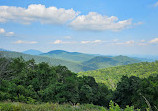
[70,12,132,31]
[81,40,104,44]
[149,38,158,43]
[115,40,135,45]
[13,40,38,44]
[0,4,136,31]
[0,4,78,24]
[52,40,76,44]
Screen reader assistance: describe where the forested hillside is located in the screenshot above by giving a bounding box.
[78,61,158,89]
[82,55,140,69]
[0,57,111,107]
[0,51,94,72]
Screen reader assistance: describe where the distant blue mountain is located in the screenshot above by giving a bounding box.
[41,50,96,62]
[0,48,9,51]
[22,49,43,55]
[46,50,88,55]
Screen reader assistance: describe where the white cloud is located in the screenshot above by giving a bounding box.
[112,39,119,42]
[13,40,38,44]
[0,28,5,33]
[53,40,63,44]
[149,38,158,43]
[81,40,104,44]
[115,40,135,45]
[81,41,91,44]
[125,40,135,44]
[51,39,158,46]
[5,32,15,37]
[52,40,76,44]
[133,22,143,26]
[138,43,148,46]
[154,2,158,7]
[70,12,132,31]
[0,4,139,32]
[0,4,78,24]
[0,28,15,36]
[64,36,72,39]
[137,40,148,46]
[52,39,104,44]
[140,40,145,42]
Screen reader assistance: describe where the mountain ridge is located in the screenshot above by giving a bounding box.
[41,50,96,62]
[82,55,141,69]
[0,50,143,72]
[0,51,95,72]
[22,49,43,55]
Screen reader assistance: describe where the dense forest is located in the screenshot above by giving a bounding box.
[0,57,158,110]
[79,61,158,89]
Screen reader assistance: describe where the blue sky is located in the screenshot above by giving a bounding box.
[0,0,158,55]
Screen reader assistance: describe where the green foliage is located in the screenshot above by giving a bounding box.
[82,55,140,70]
[0,57,110,107]
[79,61,158,89]
[0,56,157,110]
[0,102,141,111]
[114,76,158,110]
[108,101,140,111]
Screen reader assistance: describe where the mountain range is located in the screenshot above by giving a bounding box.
[0,51,95,72]
[0,49,149,72]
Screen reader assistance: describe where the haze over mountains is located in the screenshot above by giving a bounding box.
[22,49,43,55]
[0,48,9,51]
[41,50,96,62]
[0,48,157,72]
[0,51,95,72]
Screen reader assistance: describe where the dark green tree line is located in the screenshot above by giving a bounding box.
[0,57,111,106]
[0,56,158,110]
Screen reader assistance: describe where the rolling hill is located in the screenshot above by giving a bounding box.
[22,49,43,55]
[40,50,96,62]
[82,55,141,69]
[41,50,141,69]
[78,61,158,89]
[0,51,95,72]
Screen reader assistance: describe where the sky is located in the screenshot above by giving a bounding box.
[0,0,158,56]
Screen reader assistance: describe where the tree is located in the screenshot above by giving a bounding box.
[114,76,141,108]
